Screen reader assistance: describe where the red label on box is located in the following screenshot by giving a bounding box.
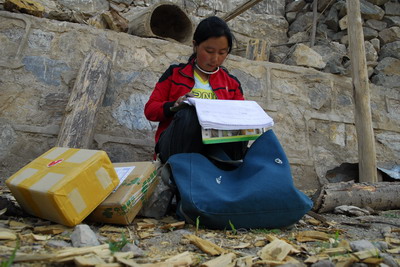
[47,159,63,167]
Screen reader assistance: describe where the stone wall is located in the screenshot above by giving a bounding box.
[283,0,400,86]
[0,2,399,190]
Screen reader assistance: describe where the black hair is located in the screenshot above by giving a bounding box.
[189,16,235,61]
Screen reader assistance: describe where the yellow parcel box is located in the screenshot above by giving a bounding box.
[88,162,158,225]
[6,147,119,227]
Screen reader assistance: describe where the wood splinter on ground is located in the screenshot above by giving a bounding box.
[184,234,226,256]
[257,238,296,262]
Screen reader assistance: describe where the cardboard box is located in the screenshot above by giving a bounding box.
[6,147,119,227]
[88,162,158,225]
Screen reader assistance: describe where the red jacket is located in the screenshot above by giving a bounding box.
[144,60,245,144]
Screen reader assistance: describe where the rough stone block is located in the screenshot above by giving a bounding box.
[384,2,400,16]
[374,57,400,75]
[378,26,400,44]
[360,0,385,20]
[291,44,326,69]
[4,0,44,17]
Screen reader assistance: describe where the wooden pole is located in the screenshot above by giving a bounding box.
[221,0,264,22]
[346,0,377,183]
[310,0,318,47]
[56,51,111,148]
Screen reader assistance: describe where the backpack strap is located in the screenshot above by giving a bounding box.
[203,145,243,170]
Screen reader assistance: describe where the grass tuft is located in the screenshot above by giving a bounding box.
[108,233,128,254]
[228,220,237,235]
[1,240,19,267]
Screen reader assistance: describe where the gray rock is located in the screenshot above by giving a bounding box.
[70,224,100,247]
[317,0,335,13]
[364,0,390,6]
[289,12,314,37]
[308,83,331,110]
[376,132,400,159]
[363,26,379,40]
[350,240,377,252]
[384,16,400,27]
[232,69,264,97]
[379,27,400,45]
[291,44,326,69]
[385,2,400,16]
[286,0,306,13]
[286,12,297,24]
[228,13,289,46]
[0,121,16,156]
[364,41,378,62]
[374,57,400,75]
[313,41,347,63]
[121,242,146,257]
[371,73,400,87]
[324,7,339,31]
[288,31,309,44]
[373,241,389,251]
[380,253,400,267]
[336,2,348,18]
[340,34,349,45]
[316,23,336,40]
[269,45,291,63]
[139,166,174,219]
[22,56,70,86]
[370,38,381,52]
[365,19,388,31]
[339,15,348,30]
[46,240,71,248]
[324,59,347,74]
[253,0,285,16]
[380,41,400,60]
[381,226,392,237]
[332,30,347,42]
[360,0,385,20]
[172,229,193,236]
[367,65,375,78]
[111,0,133,5]
[311,260,335,267]
[57,0,109,15]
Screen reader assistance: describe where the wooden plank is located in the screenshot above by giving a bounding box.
[346,0,377,183]
[310,0,318,47]
[245,38,269,61]
[221,0,263,22]
[56,51,111,148]
[102,9,129,32]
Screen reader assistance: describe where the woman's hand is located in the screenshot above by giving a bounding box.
[174,92,195,107]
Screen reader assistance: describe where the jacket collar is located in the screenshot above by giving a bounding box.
[179,58,196,79]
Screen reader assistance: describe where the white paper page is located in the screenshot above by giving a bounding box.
[113,166,136,191]
[187,98,274,130]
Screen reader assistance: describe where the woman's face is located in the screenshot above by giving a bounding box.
[194,36,229,72]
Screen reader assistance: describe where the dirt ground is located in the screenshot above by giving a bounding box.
[1,186,400,266]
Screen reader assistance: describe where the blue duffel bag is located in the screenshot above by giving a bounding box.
[166,130,313,229]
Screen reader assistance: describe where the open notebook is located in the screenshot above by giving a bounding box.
[186,98,274,144]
